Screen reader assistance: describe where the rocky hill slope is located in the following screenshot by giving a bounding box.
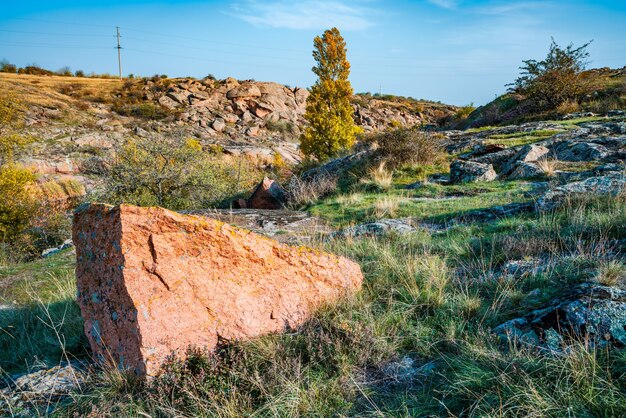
[1,73,456,180]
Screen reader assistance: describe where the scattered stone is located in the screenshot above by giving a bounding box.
[246,177,287,209]
[73,203,363,376]
[551,141,613,162]
[454,202,534,223]
[187,208,330,243]
[449,160,497,183]
[507,161,544,179]
[562,111,596,120]
[1,361,87,417]
[459,143,507,159]
[500,259,547,278]
[328,219,417,240]
[537,172,626,211]
[594,163,624,174]
[501,144,550,176]
[211,118,226,132]
[493,283,626,351]
[359,356,437,389]
[300,148,373,182]
[41,239,74,258]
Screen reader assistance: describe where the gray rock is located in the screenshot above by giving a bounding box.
[450,160,497,183]
[552,141,613,162]
[41,239,73,258]
[501,144,550,176]
[493,283,626,351]
[1,361,87,417]
[329,219,417,240]
[185,209,329,244]
[212,118,226,132]
[507,161,544,179]
[300,147,373,182]
[562,111,596,120]
[537,172,626,211]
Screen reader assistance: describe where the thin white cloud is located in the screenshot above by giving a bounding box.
[474,1,552,16]
[427,0,459,10]
[231,1,376,31]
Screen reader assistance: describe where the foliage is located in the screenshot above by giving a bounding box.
[0,59,17,73]
[112,102,171,120]
[56,66,72,77]
[301,27,361,162]
[103,136,260,210]
[454,103,476,119]
[17,65,54,76]
[0,92,35,164]
[0,163,40,241]
[372,127,445,169]
[509,39,593,111]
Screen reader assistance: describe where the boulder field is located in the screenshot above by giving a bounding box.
[72,203,363,376]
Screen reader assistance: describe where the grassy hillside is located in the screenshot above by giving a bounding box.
[459,66,626,128]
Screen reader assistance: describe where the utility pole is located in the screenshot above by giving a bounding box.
[116,26,122,80]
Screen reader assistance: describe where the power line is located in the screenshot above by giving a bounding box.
[0,40,110,49]
[0,29,114,37]
[13,17,114,28]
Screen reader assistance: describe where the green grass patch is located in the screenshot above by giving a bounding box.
[309,180,533,226]
[0,250,87,375]
[58,193,626,416]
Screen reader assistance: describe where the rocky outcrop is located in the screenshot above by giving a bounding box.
[141,78,455,140]
[537,172,626,211]
[450,160,497,183]
[493,283,626,351]
[73,203,363,376]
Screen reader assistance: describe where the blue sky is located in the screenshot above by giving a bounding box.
[1,0,625,105]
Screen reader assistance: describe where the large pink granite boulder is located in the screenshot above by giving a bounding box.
[73,203,363,376]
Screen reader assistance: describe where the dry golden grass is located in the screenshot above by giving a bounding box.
[0,73,121,109]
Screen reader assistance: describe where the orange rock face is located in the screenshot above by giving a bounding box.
[73,203,363,376]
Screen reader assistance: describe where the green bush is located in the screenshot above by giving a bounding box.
[17,65,54,76]
[509,39,593,111]
[112,103,171,120]
[102,137,261,210]
[0,163,40,242]
[371,127,445,168]
[0,59,17,73]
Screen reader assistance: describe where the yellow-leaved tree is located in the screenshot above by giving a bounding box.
[301,27,361,162]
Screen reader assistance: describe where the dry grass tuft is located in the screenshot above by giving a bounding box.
[286,174,338,208]
[360,162,393,191]
[536,158,559,177]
